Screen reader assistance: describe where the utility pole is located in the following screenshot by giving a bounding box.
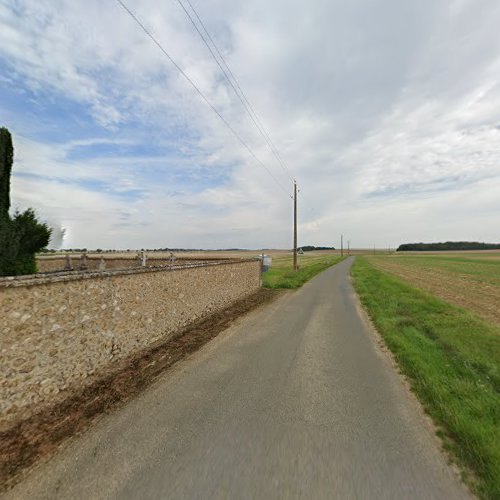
[348,240,350,255]
[293,181,298,271]
[341,234,343,257]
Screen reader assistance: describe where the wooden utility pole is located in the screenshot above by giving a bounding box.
[293,181,298,271]
[341,234,343,257]
[348,240,350,255]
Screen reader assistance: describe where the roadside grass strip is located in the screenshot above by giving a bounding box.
[263,255,345,289]
[352,257,500,500]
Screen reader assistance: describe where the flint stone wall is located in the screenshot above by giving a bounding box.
[0,259,260,429]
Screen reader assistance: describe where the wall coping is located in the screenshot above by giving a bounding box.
[0,258,259,289]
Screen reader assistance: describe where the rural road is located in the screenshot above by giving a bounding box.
[4,257,471,499]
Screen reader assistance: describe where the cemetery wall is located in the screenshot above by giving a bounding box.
[0,259,261,429]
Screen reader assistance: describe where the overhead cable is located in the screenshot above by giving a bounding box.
[115,0,292,197]
[180,0,295,184]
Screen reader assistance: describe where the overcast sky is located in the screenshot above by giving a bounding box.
[1,0,499,249]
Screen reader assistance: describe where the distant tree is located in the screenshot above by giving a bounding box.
[397,241,500,251]
[301,245,336,252]
[0,127,52,276]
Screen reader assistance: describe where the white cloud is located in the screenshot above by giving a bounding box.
[1,0,500,248]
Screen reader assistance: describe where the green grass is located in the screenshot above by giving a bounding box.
[351,257,500,499]
[262,254,345,289]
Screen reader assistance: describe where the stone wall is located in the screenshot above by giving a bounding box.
[0,259,261,429]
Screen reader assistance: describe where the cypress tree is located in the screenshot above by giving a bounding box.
[0,127,51,276]
[0,127,14,275]
[0,127,13,218]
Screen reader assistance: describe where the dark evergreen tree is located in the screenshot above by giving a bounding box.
[0,215,17,276]
[0,127,14,275]
[0,127,51,276]
[0,127,13,218]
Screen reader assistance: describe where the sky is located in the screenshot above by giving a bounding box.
[1,0,499,250]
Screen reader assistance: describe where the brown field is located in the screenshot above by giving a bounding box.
[38,247,373,263]
[367,252,500,326]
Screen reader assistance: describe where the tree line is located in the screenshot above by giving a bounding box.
[301,246,336,252]
[397,242,500,252]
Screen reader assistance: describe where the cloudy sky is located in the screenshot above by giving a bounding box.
[1,0,499,249]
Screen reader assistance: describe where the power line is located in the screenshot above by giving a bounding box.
[115,0,292,198]
[186,0,293,181]
[181,0,295,184]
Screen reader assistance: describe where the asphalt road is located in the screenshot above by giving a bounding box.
[4,257,471,499]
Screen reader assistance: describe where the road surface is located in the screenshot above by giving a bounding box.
[4,257,471,499]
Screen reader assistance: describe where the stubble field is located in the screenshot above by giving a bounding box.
[367,252,500,326]
[352,252,500,499]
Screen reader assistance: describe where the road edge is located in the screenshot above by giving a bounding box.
[348,261,476,499]
[0,288,280,494]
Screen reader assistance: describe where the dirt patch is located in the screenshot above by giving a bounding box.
[369,259,500,327]
[0,288,278,493]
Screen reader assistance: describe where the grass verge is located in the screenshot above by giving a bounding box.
[263,254,345,289]
[351,257,500,499]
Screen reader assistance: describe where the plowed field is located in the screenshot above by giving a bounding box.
[368,253,500,326]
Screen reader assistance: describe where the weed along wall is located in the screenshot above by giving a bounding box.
[0,259,261,430]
